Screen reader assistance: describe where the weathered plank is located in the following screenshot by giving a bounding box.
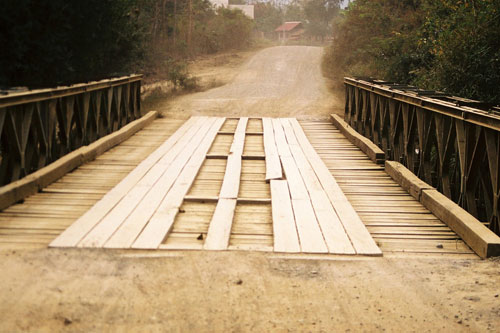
[218,118,247,199]
[102,118,220,248]
[204,199,237,250]
[272,119,328,253]
[262,118,282,181]
[270,180,300,253]
[289,118,382,256]
[132,117,225,249]
[229,117,248,155]
[78,117,215,248]
[421,189,500,258]
[49,116,201,247]
[281,118,355,254]
[204,118,247,250]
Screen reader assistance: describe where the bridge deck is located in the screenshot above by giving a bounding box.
[0,116,476,257]
[302,120,475,256]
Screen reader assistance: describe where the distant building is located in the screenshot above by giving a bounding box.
[275,22,304,42]
[208,1,254,20]
[228,5,254,19]
[209,0,228,7]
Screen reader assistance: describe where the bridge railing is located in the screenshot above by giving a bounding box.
[344,77,500,235]
[0,75,142,186]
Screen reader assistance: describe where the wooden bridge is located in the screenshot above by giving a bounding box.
[0,76,499,258]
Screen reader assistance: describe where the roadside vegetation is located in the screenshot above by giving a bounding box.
[0,0,254,90]
[324,0,500,103]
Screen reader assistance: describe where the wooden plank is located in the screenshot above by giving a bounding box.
[272,119,327,253]
[204,199,237,250]
[262,118,282,181]
[204,118,247,250]
[291,199,328,253]
[132,117,225,249]
[281,118,355,254]
[77,117,214,248]
[270,180,300,253]
[289,118,382,256]
[218,155,242,199]
[0,111,159,212]
[218,118,247,199]
[50,116,201,248]
[421,189,500,258]
[272,119,308,199]
[102,119,220,248]
[229,117,248,155]
[330,114,385,164]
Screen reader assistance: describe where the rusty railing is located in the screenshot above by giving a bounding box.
[344,77,500,235]
[0,75,142,186]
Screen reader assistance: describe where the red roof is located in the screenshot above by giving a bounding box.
[275,22,302,32]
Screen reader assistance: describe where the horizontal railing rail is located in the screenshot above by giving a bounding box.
[0,75,142,186]
[344,77,500,235]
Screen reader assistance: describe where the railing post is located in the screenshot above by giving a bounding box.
[343,77,500,235]
[0,75,143,186]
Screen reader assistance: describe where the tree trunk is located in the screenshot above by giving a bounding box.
[187,0,193,56]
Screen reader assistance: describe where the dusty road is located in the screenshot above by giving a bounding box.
[159,46,343,119]
[0,250,499,332]
[1,46,499,332]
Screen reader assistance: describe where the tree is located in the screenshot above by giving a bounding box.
[324,0,500,103]
[0,0,143,88]
[324,0,424,84]
[254,2,283,36]
[414,0,500,103]
[303,0,340,40]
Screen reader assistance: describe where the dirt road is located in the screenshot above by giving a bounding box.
[1,46,499,332]
[160,46,343,119]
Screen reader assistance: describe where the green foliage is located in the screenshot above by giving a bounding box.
[284,3,305,22]
[165,58,197,90]
[325,0,423,83]
[0,0,255,89]
[0,0,142,88]
[414,0,500,102]
[325,0,500,103]
[136,0,254,83]
[254,2,283,35]
[198,7,254,53]
[303,0,340,40]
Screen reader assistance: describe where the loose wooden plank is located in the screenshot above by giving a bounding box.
[204,118,247,250]
[291,199,328,253]
[49,117,201,247]
[77,117,214,248]
[229,117,248,155]
[218,118,247,199]
[270,180,300,253]
[272,119,308,199]
[281,118,355,254]
[289,118,382,256]
[204,199,237,250]
[272,119,328,253]
[132,117,225,249]
[102,119,220,248]
[262,118,282,181]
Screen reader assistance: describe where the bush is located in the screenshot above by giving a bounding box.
[0,0,142,88]
[325,0,500,103]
